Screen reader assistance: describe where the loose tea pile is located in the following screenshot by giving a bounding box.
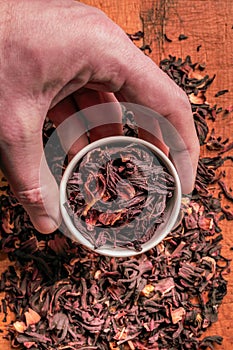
[65,142,175,251]
[0,54,232,350]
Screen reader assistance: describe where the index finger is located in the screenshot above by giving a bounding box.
[114,52,199,194]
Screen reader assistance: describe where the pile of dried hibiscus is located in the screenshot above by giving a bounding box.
[0,54,232,350]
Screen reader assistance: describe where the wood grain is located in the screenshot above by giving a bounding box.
[1,1,233,349]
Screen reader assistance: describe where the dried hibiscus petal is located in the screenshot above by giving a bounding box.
[65,142,175,250]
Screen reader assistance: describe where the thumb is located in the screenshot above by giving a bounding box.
[0,105,60,234]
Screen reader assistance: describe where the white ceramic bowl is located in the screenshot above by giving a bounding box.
[60,136,182,257]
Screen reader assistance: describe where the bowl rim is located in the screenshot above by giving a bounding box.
[60,136,182,257]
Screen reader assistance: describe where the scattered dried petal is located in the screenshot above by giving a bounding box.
[24,308,41,327]
[13,321,27,333]
[171,307,186,324]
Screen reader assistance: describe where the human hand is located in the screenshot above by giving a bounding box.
[0,0,199,233]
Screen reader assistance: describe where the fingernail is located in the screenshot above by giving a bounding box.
[31,215,61,234]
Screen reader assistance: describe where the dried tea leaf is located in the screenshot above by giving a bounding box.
[215,89,229,97]
[24,308,41,327]
[171,307,186,324]
[13,321,27,333]
[141,284,155,297]
[189,91,206,105]
[24,342,37,349]
[178,34,188,40]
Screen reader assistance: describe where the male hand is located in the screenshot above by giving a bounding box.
[0,0,199,233]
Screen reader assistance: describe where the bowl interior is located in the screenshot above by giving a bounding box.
[60,136,182,257]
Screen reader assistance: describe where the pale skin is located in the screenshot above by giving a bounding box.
[0,0,199,233]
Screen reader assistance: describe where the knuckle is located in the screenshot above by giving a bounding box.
[174,87,191,109]
[16,187,43,207]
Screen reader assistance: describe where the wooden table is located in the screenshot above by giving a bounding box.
[1,1,233,349]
